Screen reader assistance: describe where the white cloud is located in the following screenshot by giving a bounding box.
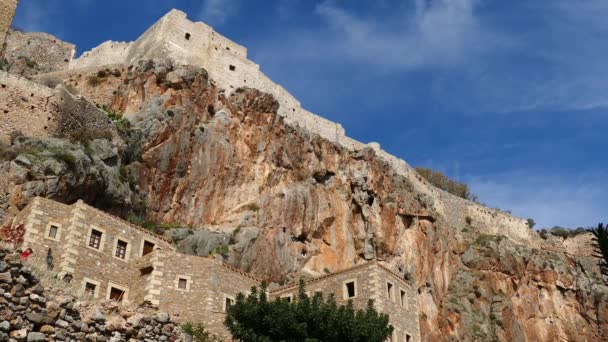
[469,172,607,229]
[311,0,491,70]
[199,0,239,26]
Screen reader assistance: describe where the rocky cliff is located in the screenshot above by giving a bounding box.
[1,58,606,341]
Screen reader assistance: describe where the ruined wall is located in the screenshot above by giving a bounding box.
[0,0,18,55]
[0,70,121,144]
[3,30,75,73]
[270,262,421,342]
[69,41,131,70]
[0,71,56,143]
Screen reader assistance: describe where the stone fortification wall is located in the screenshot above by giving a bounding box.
[0,70,119,144]
[0,71,56,143]
[3,29,75,73]
[68,41,131,70]
[0,0,18,55]
[270,262,420,342]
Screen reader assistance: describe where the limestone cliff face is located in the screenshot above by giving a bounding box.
[2,60,606,341]
[103,62,606,341]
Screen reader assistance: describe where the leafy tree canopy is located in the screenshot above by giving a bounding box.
[225,280,393,342]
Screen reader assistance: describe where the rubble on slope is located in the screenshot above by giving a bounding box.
[0,247,184,341]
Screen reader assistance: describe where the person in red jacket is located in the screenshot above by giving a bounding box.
[20,248,33,261]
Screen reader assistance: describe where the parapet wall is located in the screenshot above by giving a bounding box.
[0,0,18,55]
[69,41,131,70]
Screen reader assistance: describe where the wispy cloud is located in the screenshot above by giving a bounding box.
[469,171,607,229]
[262,0,496,71]
[199,0,239,26]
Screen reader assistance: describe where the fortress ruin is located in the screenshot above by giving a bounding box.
[13,197,421,340]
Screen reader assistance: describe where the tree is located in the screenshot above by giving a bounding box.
[225,280,393,342]
[526,218,536,229]
[181,323,221,342]
[591,223,608,280]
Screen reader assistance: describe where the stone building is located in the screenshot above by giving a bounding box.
[0,0,18,55]
[12,197,421,340]
[270,262,420,342]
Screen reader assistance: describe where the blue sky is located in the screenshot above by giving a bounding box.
[13,0,607,229]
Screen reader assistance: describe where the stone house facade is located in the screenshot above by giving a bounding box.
[270,262,420,342]
[12,197,421,340]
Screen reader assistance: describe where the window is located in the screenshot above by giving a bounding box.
[343,280,357,299]
[48,225,58,239]
[85,282,96,296]
[400,289,407,308]
[109,287,125,302]
[223,295,235,312]
[229,65,236,71]
[142,240,155,256]
[89,229,102,249]
[185,32,191,40]
[386,281,394,301]
[178,278,187,289]
[405,333,412,342]
[281,294,293,303]
[115,240,128,259]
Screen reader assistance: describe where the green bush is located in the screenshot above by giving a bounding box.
[225,280,393,342]
[182,323,220,342]
[69,127,113,143]
[526,218,536,229]
[415,167,478,202]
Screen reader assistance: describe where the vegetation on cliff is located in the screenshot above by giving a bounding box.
[225,280,393,342]
[591,223,608,280]
[414,167,478,201]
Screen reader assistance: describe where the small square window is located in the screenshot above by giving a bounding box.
[115,240,128,259]
[89,229,102,249]
[229,65,236,71]
[142,240,155,256]
[109,287,125,302]
[48,225,58,238]
[185,32,191,40]
[178,278,188,289]
[85,282,96,296]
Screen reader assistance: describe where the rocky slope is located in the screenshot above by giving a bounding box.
[0,248,183,341]
[1,59,606,341]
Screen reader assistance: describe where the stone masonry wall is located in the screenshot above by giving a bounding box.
[154,252,259,339]
[4,29,75,73]
[16,197,174,305]
[0,71,56,143]
[270,262,420,342]
[0,0,18,55]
